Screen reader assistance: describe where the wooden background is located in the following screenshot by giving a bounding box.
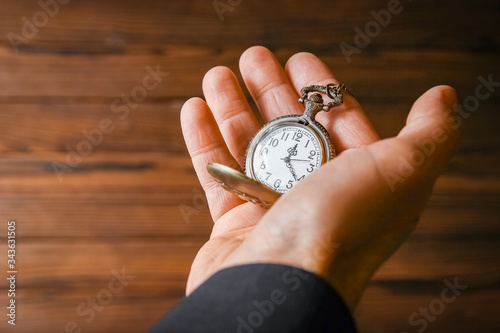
[0,0,498,332]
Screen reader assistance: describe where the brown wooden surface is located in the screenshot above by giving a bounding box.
[0,0,498,332]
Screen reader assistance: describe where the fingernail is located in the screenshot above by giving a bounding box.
[441,86,458,109]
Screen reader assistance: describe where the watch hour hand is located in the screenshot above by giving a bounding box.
[287,144,298,157]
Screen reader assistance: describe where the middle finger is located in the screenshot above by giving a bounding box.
[239,46,303,122]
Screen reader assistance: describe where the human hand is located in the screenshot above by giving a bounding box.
[181,46,459,310]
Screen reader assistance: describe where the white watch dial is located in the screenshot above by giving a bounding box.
[250,123,323,193]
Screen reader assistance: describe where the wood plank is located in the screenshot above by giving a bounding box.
[0,1,497,332]
[0,240,198,285]
[0,239,497,332]
[0,152,197,187]
[0,46,498,100]
[0,297,181,333]
[0,0,497,51]
[1,191,498,237]
[0,102,186,153]
[0,153,497,238]
[0,238,497,288]
[0,100,498,152]
[0,283,497,332]
[356,284,500,333]
[0,237,498,332]
[0,184,497,238]
[375,237,500,281]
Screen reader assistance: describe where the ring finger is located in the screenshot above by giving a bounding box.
[285,52,380,152]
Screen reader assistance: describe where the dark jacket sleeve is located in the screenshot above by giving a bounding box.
[149,263,356,333]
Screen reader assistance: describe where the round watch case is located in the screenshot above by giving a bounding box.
[244,114,335,192]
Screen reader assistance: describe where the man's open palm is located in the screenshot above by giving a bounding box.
[181,46,459,309]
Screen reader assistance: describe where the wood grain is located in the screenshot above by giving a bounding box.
[0,0,498,332]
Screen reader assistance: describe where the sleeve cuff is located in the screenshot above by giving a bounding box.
[150,263,356,333]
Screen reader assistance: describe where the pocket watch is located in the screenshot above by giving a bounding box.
[207,83,352,208]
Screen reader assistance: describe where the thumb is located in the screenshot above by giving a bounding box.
[397,85,460,177]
